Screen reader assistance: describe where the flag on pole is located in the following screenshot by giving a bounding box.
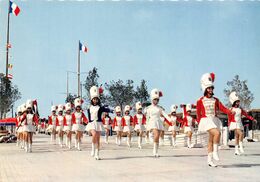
[79,42,88,53]
[9,1,20,16]
[8,64,13,69]
[7,74,13,79]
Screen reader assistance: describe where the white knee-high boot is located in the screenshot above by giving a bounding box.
[77,140,81,151]
[213,144,220,161]
[127,137,131,147]
[75,138,77,148]
[153,143,159,157]
[172,137,176,147]
[239,142,244,154]
[208,153,217,167]
[235,145,240,155]
[29,143,32,153]
[91,143,95,157]
[25,142,28,152]
[94,144,100,160]
[138,136,142,149]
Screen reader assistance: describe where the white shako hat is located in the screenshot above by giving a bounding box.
[90,86,103,100]
[150,88,163,100]
[26,99,33,109]
[124,105,131,112]
[57,104,64,112]
[51,105,57,112]
[65,103,72,111]
[21,103,27,113]
[229,91,240,105]
[186,104,192,112]
[200,72,215,92]
[74,98,83,108]
[170,105,178,113]
[135,102,142,110]
[115,106,121,113]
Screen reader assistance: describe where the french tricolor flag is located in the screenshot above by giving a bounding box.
[79,41,88,53]
[9,1,20,16]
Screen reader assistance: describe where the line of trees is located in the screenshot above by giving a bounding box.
[0,73,21,119]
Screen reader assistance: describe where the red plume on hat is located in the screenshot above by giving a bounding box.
[99,87,104,94]
[159,91,163,97]
[210,73,215,82]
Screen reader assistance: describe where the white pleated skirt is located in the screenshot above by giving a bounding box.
[184,126,194,133]
[147,120,164,131]
[72,124,85,132]
[85,122,104,132]
[23,125,36,132]
[104,125,111,130]
[123,126,133,132]
[134,125,146,132]
[114,125,123,132]
[229,121,243,131]
[63,125,72,132]
[198,116,222,133]
[56,126,64,132]
[168,125,179,132]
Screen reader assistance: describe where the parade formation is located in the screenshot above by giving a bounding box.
[13,73,257,167]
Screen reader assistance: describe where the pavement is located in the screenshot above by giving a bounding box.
[0,134,260,182]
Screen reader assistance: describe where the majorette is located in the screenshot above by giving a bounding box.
[21,99,38,153]
[164,105,183,147]
[85,86,111,160]
[113,106,123,146]
[133,101,146,149]
[72,98,88,151]
[181,104,196,148]
[63,102,73,149]
[48,105,58,144]
[228,91,257,155]
[122,105,134,148]
[145,88,171,157]
[15,105,23,148]
[56,104,66,148]
[197,72,233,167]
[102,111,112,144]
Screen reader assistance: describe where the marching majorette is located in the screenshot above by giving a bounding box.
[145,89,171,157]
[15,105,23,147]
[228,91,257,155]
[113,106,123,146]
[21,99,38,153]
[165,105,183,147]
[122,105,134,148]
[102,112,112,144]
[56,104,66,148]
[133,101,146,149]
[48,106,58,144]
[19,103,27,149]
[72,98,88,151]
[86,86,111,160]
[197,73,233,167]
[181,104,196,148]
[64,102,73,149]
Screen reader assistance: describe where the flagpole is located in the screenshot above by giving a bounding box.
[77,40,80,97]
[6,0,11,78]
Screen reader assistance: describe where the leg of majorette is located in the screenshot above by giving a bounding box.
[24,131,29,153]
[127,132,131,148]
[145,131,149,144]
[28,132,33,153]
[91,130,96,157]
[238,129,245,154]
[67,131,71,149]
[208,128,220,166]
[138,131,143,149]
[77,131,82,151]
[21,132,25,149]
[65,132,68,147]
[172,131,176,147]
[159,131,164,146]
[95,131,101,160]
[187,131,192,148]
[207,131,217,167]
[105,129,109,144]
[234,129,240,155]
[153,129,160,157]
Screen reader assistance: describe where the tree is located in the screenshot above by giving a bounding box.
[134,79,150,106]
[223,75,254,110]
[104,79,135,110]
[0,74,21,119]
[65,93,78,104]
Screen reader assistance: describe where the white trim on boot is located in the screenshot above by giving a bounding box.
[235,145,240,155]
[239,142,244,154]
[208,153,217,167]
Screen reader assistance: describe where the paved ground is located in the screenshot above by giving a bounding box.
[0,134,260,182]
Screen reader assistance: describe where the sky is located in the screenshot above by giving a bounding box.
[0,0,260,117]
